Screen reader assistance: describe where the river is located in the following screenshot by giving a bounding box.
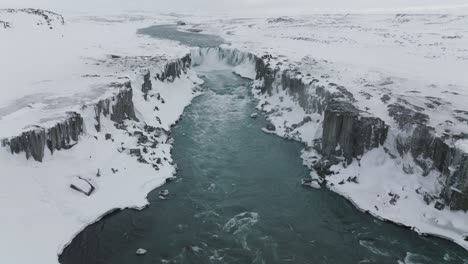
[60,25,468,264]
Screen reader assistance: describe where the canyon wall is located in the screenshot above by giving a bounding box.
[1,55,192,162]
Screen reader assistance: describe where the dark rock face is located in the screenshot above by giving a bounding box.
[265,123,276,131]
[1,55,192,163]
[251,50,388,166]
[395,124,468,210]
[0,21,11,28]
[141,70,152,100]
[1,112,83,162]
[1,8,65,27]
[321,101,388,164]
[155,54,191,82]
[70,177,95,196]
[111,84,138,124]
[388,102,429,129]
[255,56,276,94]
[442,151,468,210]
[94,82,138,132]
[201,47,468,210]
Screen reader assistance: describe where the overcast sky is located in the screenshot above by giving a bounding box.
[2,0,468,14]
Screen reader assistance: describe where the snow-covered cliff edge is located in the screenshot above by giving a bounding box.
[0,10,203,264]
[192,45,468,251]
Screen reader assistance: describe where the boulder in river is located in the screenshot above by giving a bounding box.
[165,176,177,183]
[265,123,276,131]
[159,189,170,196]
[301,178,321,189]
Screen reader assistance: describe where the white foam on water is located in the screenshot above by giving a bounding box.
[223,212,259,234]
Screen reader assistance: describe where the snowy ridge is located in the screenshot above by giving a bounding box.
[192,46,468,251]
[0,8,64,29]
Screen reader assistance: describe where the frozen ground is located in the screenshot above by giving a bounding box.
[2,9,468,264]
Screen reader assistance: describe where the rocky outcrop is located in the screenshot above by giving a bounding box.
[1,55,192,162]
[251,50,389,166]
[321,101,388,164]
[141,70,152,100]
[396,125,468,210]
[155,54,191,82]
[247,47,468,210]
[1,112,83,162]
[0,8,65,28]
[94,82,138,132]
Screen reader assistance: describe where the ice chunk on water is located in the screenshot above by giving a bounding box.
[136,248,147,255]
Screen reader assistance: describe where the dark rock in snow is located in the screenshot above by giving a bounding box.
[1,112,83,162]
[130,149,142,157]
[321,100,388,164]
[434,201,445,210]
[265,123,276,131]
[70,177,95,196]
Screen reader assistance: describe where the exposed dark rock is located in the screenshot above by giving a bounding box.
[141,70,152,100]
[155,54,191,82]
[321,101,388,164]
[94,82,138,132]
[165,176,177,183]
[291,116,313,130]
[1,8,65,27]
[267,17,296,23]
[1,112,83,162]
[70,177,95,196]
[244,45,468,210]
[265,123,276,131]
[129,148,142,157]
[434,201,445,210]
[389,192,400,205]
[347,176,358,183]
[0,21,11,28]
[380,94,391,103]
[388,103,429,129]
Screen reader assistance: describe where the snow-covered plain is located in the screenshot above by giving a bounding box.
[3,9,468,264]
